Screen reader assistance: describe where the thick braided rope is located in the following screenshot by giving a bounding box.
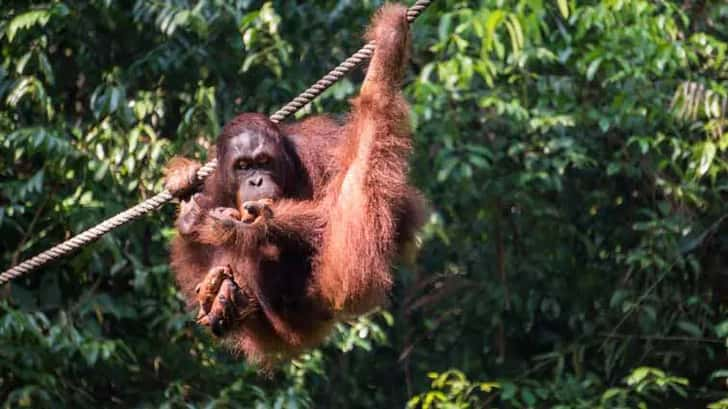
[0,0,434,286]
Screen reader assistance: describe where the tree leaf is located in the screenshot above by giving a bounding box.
[557,0,570,19]
[676,321,703,337]
[697,141,716,177]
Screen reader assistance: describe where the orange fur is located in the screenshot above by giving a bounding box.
[164,156,201,196]
[167,3,425,367]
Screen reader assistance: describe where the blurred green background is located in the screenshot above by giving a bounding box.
[1,0,727,407]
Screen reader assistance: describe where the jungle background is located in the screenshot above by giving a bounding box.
[1,0,727,407]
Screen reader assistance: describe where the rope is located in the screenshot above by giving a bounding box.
[0,0,434,286]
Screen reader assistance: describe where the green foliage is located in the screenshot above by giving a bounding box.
[1,0,727,407]
[407,370,500,409]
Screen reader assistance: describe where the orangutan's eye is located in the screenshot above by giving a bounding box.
[235,160,251,170]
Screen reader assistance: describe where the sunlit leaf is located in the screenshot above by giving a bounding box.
[697,141,716,177]
[557,0,570,19]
